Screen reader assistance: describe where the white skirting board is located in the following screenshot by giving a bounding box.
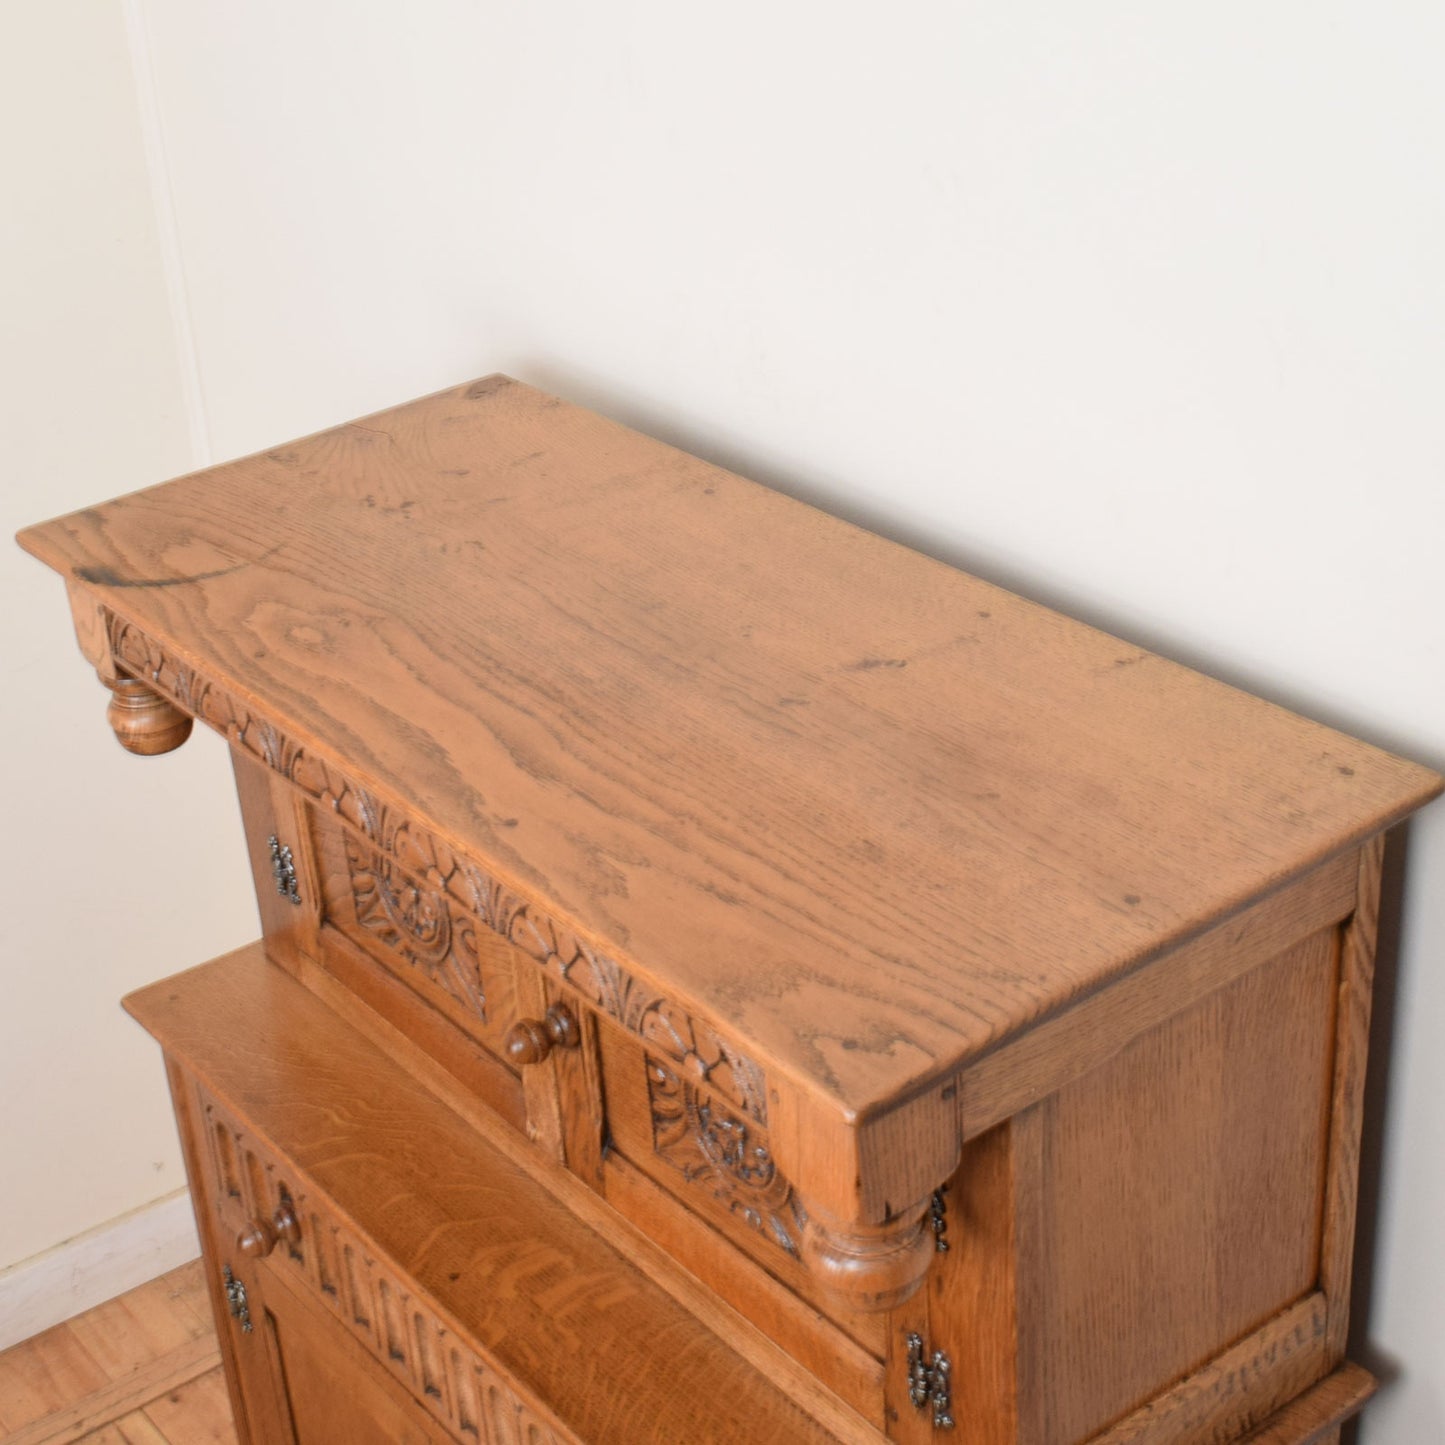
[0,1190,201,1352]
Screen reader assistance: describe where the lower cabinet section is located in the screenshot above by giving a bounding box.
[134,943,861,1445]
[128,939,1378,1445]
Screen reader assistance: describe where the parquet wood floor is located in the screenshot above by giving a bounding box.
[0,1262,235,1445]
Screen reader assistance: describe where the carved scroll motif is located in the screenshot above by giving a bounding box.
[343,834,488,1022]
[109,613,768,1121]
[648,1057,804,1258]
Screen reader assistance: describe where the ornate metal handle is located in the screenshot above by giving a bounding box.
[223,1265,252,1333]
[504,1003,581,1066]
[906,1331,955,1430]
[237,1199,302,1259]
[267,835,302,905]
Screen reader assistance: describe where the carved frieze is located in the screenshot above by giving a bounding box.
[343,834,488,1021]
[108,612,768,1121]
[647,1056,804,1258]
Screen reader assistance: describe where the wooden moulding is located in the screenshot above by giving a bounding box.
[70,579,194,754]
[1084,1295,1330,1444]
[1237,1363,1376,1444]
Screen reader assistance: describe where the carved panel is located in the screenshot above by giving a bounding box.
[343,833,488,1022]
[109,611,767,1120]
[197,1085,569,1445]
[648,1056,805,1258]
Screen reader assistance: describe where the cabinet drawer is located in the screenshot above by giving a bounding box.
[312,816,522,1069]
[593,1015,886,1360]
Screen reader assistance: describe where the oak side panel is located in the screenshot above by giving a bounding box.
[887,1117,1030,1445]
[1027,929,1338,1443]
[932,1121,1021,1445]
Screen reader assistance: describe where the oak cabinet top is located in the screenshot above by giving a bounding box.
[19,375,1440,1120]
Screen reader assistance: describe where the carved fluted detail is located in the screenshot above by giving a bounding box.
[103,675,193,755]
[799,1197,936,1313]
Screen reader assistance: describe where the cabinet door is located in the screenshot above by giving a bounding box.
[254,1263,452,1445]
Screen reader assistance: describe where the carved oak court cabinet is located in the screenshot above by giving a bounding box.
[18,378,1441,1444]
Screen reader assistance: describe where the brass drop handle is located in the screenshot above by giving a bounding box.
[237,1200,302,1259]
[504,1003,581,1066]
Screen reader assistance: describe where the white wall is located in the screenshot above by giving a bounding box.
[5,1,1440,1436]
[0,1,255,1280]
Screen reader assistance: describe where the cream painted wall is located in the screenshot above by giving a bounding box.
[6,0,1439,1436]
[0,2,256,1271]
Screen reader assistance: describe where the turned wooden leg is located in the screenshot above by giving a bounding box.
[800,1197,935,1313]
[104,674,193,755]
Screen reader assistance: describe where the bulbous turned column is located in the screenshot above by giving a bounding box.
[104,674,193,755]
[800,1198,936,1314]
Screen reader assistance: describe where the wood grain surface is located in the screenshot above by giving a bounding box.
[21,376,1441,1135]
[0,1263,229,1445]
[1029,928,1339,1442]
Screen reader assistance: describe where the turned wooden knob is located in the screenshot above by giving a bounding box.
[237,1217,277,1259]
[104,675,193,755]
[272,1200,301,1246]
[504,1003,581,1066]
[238,1202,301,1259]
